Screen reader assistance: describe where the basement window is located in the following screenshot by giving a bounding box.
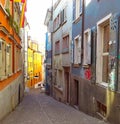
[97,101,107,118]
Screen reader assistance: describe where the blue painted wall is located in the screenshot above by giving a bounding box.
[72,0,120,77]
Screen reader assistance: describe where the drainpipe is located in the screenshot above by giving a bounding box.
[81,0,85,54]
[51,0,53,96]
[116,18,119,91]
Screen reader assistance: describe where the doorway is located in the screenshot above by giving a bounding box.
[74,80,79,106]
[65,72,69,103]
[18,84,21,104]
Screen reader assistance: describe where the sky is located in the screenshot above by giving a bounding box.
[26,0,53,51]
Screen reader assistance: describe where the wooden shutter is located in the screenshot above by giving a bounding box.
[91,27,97,83]
[78,36,81,63]
[80,0,82,14]
[71,40,74,63]
[74,37,79,64]
[6,44,10,75]
[87,29,91,64]
[0,40,2,75]
[73,0,76,20]
[64,6,67,22]
[108,13,119,91]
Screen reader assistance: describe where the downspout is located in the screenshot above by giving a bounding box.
[116,17,119,91]
[51,0,53,96]
[81,0,85,54]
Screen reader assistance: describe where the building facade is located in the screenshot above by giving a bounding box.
[0,0,24,120]
[44,7,53,95]
[52,0,73,103]
[27,40,43,88]
[45,32,52,95]
[71,0,120,123]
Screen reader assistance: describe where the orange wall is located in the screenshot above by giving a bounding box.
[0,1,22,91]
[0,0,5,6]
[0,71,22,91]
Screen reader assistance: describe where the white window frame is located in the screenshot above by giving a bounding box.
[0,39,7,80]
[0,39,2,74]
[83,28,91,66]
[96,13,112,86]
[74,35,81,64]
[75,0,82,19]
[6,44,10,75]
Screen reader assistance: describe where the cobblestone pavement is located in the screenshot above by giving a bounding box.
[0,89,109,124]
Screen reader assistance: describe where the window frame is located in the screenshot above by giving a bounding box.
[75,0,82,19]
[55,40,60,55]
[74,35,81,65]
[62,35,69,53]
[83,28,91,66]
[96,13,112,86]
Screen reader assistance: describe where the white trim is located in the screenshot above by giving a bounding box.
[74,35,81,64]
[83,28,91,65]
[102,53,109,56]
[96,14,111,84]
[74,35,79,40]
[97,13,112,26]
[84,28,91,34]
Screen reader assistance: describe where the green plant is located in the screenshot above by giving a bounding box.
[5,8,13,26]
[13,21,19,34]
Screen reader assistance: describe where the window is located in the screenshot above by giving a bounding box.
[0,41,2,50]
[75,0,82,19]
[83,29,91,66]
[97,101,107,117]
[55,41,60,55]
[74,35,81,64]
[58,70,63,88]
[96,14,111,85]
[5,0,10,10]
[0,40,2,75]
[0,39,13,78]
[62,35,69,53]
[60,7,67,24]
[0,39,5,77]
[15,46,21,72]
[102,24,109,83]
[6,45,10,75]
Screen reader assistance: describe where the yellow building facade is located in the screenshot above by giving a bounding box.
[27,41,43,88]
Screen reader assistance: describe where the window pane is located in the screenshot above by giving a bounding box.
[0,42,1,50]
[103,24,109,53]
[102,55,109,83]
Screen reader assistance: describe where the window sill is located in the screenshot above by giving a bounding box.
[0,76,7,81]
[62,48,69,54]
[54,85,63,94]
[17,69,21,72]
[73,13,82,24]
[97,82,108,88]
[8,73,13,77]
[73,64,80,68]
[82,64,89,68]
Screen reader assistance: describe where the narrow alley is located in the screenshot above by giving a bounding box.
[0,89,108,124]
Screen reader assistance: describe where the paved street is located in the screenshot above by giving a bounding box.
[0,89,109,124]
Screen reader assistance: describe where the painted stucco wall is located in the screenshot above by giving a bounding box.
[72,0,120,76]
[53,0,73,67]
[0,74,24,120]
[71,1,120,123]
